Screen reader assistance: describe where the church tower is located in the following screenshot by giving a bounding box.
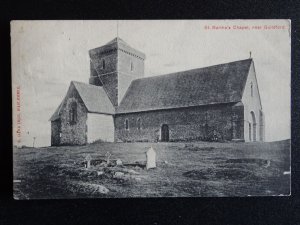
[89,37,145,106]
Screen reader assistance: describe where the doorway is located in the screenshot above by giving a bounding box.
[161,124,169,142]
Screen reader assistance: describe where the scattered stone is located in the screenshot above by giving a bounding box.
[123,174,132,181]
[283,171,291,175]
[97,171,104,176]
[126,169,139,175]
[13,180,21,183]
[116,159,123,166]
[100,162,107,167]
[72,182,109,195]
[163,160,175,166]
[96,184,109,194]
[114,172,125,179]
[135,177,142,182]
[146,147,156,170]
[112,167,140,174]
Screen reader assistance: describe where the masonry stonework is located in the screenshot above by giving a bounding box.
[89,38,145,106]
[117,49,145,104]
[99,72,118,106]
[115,103,244,142]
[59,85,88,145]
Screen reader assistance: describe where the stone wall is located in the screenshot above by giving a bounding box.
[89,41,145,106]
[118,49,144,104]
[51,120,61,146]
[99,72,118,106]
[89,48,118,75]
[59,85,88,145]
[115,103,244,142]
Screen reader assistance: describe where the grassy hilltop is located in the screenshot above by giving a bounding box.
[13,140,290,199]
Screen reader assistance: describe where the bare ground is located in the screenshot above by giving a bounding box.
[13,140,290,199]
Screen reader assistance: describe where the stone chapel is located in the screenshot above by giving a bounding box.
[50,37,265,145]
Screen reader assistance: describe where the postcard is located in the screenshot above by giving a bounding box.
[12,20,291,199]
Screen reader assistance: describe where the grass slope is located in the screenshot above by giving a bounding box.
[13,140,290,199]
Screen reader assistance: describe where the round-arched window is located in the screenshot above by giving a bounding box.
[69,101,77,124]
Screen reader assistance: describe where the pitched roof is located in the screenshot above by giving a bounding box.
[117,59,252,114]
[72,81,115,114]
[106,37,130,46]
[49,81,115,121]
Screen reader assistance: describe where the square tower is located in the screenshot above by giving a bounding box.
[89,37,145,106]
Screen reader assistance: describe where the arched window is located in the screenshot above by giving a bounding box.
[249,123,251,141]
[69,102,77,124]
[251,82,253,97]
[131,61,134,71]
[125,119,129,130]
[102,59,105,69]
[250,111,257,142]
[137,118,141,130]
[205,112,208,122]
[161,124,169,142]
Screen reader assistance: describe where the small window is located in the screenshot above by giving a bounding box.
[130,61,134,71]
[205,112,208,122]
[137,118,141,130]
[250,82,253,97]
[69,102,77,124]
[102,59,105,69]
[125,119,129,130]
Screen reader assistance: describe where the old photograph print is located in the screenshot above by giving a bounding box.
[12,20,291,199]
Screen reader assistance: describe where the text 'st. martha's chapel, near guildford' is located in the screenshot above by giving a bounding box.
[50,37,265,146]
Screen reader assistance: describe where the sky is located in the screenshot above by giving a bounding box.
[11,20,291,147]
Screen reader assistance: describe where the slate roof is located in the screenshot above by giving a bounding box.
[73,81,115,114]
[117,59,253,114]
[49,81,115,121]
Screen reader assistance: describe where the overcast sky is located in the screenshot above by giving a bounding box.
[11,20,291,147]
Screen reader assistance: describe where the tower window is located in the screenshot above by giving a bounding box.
[69,102,77,124]
[125,119,129,130]
[251,82,253,97]
[102,59,105,70]
[130,61,134,71]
